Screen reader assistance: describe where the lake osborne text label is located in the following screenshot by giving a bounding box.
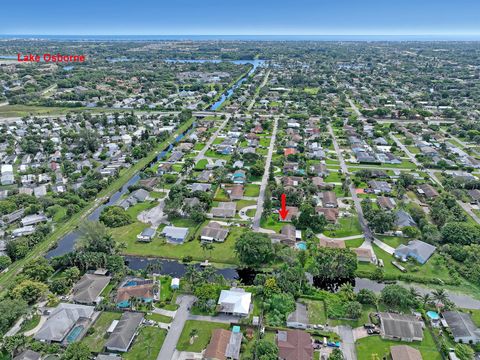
[17,53,86,62]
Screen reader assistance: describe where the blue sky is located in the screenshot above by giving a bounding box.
[1,0,480,35]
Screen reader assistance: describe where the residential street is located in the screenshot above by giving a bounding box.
[252,116,278,230]
[156,295,196,360]
[338,325,357,360]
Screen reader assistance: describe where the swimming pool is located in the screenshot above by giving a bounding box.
[66,325,84,343]
[124,280,138,287]
[296,242,307,250]
[427,311,440,320]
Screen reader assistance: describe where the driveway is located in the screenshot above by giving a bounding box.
[187,314,238,324]
[338,325,357,360]
[156,295,196,360]
[373,238,395,255]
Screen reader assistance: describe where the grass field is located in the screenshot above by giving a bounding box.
[244,184,260,197]
[82,311,122,353]
[301,299,327,324]
[124,326,167,360]
[146,312,173,323]
[177,320,229,352]
[345,238,365,248]
[323,216,363,238]
[356,331,442,360]
[260,214,285,232]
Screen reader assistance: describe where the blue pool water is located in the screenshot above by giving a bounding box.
[66,325,84,343]
[124,280,138,287]
[427,311,440,320]
[296,242,307,250]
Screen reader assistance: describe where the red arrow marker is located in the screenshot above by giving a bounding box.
[279,193,289,220]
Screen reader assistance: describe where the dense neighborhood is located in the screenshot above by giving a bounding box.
[0,39,479,360]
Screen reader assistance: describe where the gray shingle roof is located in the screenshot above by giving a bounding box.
[106,312,144,352]
[72,274,111,304]
[379,313,423,340]
[443,311,480,341]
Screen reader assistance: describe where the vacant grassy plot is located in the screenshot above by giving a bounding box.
[301,299,327,324]
[124,326,167,360]
[356,331,441,360]
[244,184,260,197]
[193,143,206,151]
[204,150,231,160]
[329,304,375,328]
[260,214,286,232]
[236,199,257,211]
[177,320,229,352]
[126,201,157,218]
[323,216,363,238]
[324,171,343,183]
[82,311,122,353]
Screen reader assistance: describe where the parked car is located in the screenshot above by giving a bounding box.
[363,323,375,329]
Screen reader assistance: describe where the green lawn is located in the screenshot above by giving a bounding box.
[345,238,365,248]
[324,171,343,183]
[260,214,286,232]
[328,305,375,328]
[204,150,231,160]
[356,331,442,360]
[301,299,327,324]
[20,315,40,333]
[193,143,206,151]
[125,201,157,218]
[146,312,172,323]
[357,244,453,283]
[177,320,229,352]
[82,311,122,353]
[118,223,245,265]
[195,159,208,170]
[124,326,167,360]
[323,216,363,238]
[377,235,409,248]
[244,184,260,197]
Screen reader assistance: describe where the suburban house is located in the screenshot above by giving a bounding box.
[269,224,297,246]
[224,184,244,200]
[390,345,422,360]
[353,247,376,263]
[161,226,189,244]
[315,207,339,223]
[395,210,417,228]
[34,303,96,344]
[105,312,144,352]
[286,302,308,329]
[13,350,42,360]
[368,180,392,194]
[171,278,180,290]
[394,240,437,264]
[201,222,229,243]
[377,196,396,210]
[279,206,299,222]
[468,189,480,205]
[116,279,155,308]
[379,312,424,342]
[318,238,346,249]
[232,170,247,184]
[276,329,313,360]
[442,311,480,344]
[137,227,156,242]
[203,327,243,360]
[212,202,237,218]
[217,288,252,317]
[72,273,112,305]
[417,184,439,199]
[322,191,338,208]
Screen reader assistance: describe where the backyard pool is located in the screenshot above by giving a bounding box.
[66,325,84,343]
[427,311,440,320]
[296,242,307,250]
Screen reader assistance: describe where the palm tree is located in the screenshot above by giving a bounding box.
[409,287,421,300]
[422,293,433,308]
[189,328,198,345]
[432,289,448,305]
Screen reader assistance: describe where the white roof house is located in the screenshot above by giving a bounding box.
[217,288,252,317]
[162,226,189,244]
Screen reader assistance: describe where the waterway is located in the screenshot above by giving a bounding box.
[164,59,266,110]
[45,129,191,258]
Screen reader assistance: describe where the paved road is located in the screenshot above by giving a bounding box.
[247,69,270,111]
[373,239,395,254]
[328,124,374,245]
[338,325,357,360]
[252,117,278,230]
[156,295,196,360]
